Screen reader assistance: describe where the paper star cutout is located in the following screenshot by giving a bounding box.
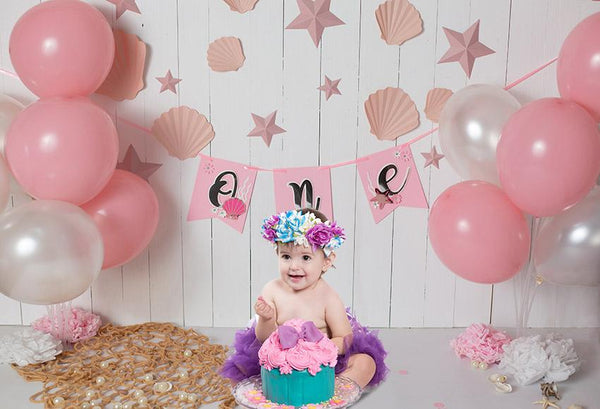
[370,188,394,209]
[248,111,286,147]
[532,398,561,409]
[318,76,341,100]
[286,0,345,47]
[117,145,162,181]
[438,20,494,78]
[106,0,141,19]
[156,70,182,94]
[421,146,445,169]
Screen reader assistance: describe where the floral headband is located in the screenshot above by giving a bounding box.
[261,210,345,255]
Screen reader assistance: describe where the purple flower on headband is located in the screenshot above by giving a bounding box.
[261,214,280,242]
[329,222,345,240]
[306,224,334,250]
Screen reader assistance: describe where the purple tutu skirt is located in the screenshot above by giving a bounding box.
[220,312,388,388]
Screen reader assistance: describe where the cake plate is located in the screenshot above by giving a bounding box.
[233,375,362,409]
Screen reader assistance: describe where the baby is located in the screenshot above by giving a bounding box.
[221,209,388,389]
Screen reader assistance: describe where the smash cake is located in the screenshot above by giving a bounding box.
[258,318,338,406]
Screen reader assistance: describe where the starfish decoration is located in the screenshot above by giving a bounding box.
[421,146,445,169]
[318,76,342,100]
[117,145,162,181]
[370,188,394,209]
[286,0,345,47]
[532,398,561,409]
[248,111,286,147]
[156,70,182,94]
[106,0,141,20]
[438,20,494,78]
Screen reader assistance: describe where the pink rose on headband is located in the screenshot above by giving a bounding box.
[306,224,334,249]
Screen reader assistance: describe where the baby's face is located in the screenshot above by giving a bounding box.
[277,243,331,292]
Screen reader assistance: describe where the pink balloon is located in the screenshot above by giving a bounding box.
[81,170,159,270]
[9,0,114,98]
[428,181,530,284]
[557,12,600,121]
[497,98,600,217]
[5,97,119,205]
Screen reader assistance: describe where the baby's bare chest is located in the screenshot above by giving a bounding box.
[274,295,328,331]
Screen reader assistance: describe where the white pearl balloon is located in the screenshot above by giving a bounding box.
[439,84,521,185]
[0,200,103,304]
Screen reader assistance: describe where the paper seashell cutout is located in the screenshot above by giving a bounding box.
[375,0,423,46]
[424,88,453,123]
[207,37,245,72]
[223,0,259,13]
[151,106,215,160]
[223,198,246,219]
[96,29,146,101]
[364,87,419,141]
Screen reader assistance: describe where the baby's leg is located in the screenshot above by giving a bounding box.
[340,353,376,389]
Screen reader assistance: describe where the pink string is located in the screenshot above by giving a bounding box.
[0,56,559,171]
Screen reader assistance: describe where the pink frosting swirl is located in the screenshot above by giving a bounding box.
[258,319,339,374]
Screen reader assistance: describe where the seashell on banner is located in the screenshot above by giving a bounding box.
[364,87,419,141]
[375,0,423,46]
[207,37,245,72]
[151,106,215,160]
[96,29,146,101]
[424,87,453,123]
[223,0,259,13]
[222,198,247,219]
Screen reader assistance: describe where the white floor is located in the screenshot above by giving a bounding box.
[0,326,598,409]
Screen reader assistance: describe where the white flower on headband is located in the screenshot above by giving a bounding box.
[261,210,346,252]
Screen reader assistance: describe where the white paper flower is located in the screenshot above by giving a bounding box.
[498,335,549,385]
[544,334,580,382]
[0,328,62,366]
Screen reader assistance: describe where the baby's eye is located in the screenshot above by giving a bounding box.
[302,255,311,261]
[281,254,291,260]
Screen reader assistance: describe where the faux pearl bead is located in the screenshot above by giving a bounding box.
[52,396,65,407]
[143,373,154,382]
[85,390,96,399]
[99,361,109,369]
[95,376,106,385]
[138,396,148,405]
[178,392,188,401]
[183,349,193,357]
[471,360,479,368]
[153,381,172,393]
[122,404,132,409]
[479,362,488,370]
[81,403,91,409]
[178,370,188,379]
[132,390,144,399]
[113,403,122,409]
[187,394,197,403]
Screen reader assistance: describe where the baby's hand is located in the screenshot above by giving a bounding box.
[254,296,274,320]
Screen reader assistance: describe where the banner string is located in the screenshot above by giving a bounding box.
[0,56,558,172]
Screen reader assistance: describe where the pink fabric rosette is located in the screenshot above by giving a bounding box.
[450,323,511,364]
[32,307,101,343]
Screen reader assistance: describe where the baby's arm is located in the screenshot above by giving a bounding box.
[325,291,353,354]
[254,282,278,342]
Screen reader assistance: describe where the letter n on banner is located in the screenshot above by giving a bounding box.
[357,146,428,223]
[187,154,258,233]
[273,166,333,220]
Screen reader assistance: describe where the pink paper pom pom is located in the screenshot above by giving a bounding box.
[32,307,102,343]
[450,323,511,365]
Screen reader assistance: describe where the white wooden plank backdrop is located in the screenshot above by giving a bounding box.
[0,0,598,328]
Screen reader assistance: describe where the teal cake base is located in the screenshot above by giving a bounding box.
[261,365,335,406]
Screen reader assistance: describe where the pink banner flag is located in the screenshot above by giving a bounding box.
[357,146,428,223]
[273,166,333,220]
[188,154,257,233]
